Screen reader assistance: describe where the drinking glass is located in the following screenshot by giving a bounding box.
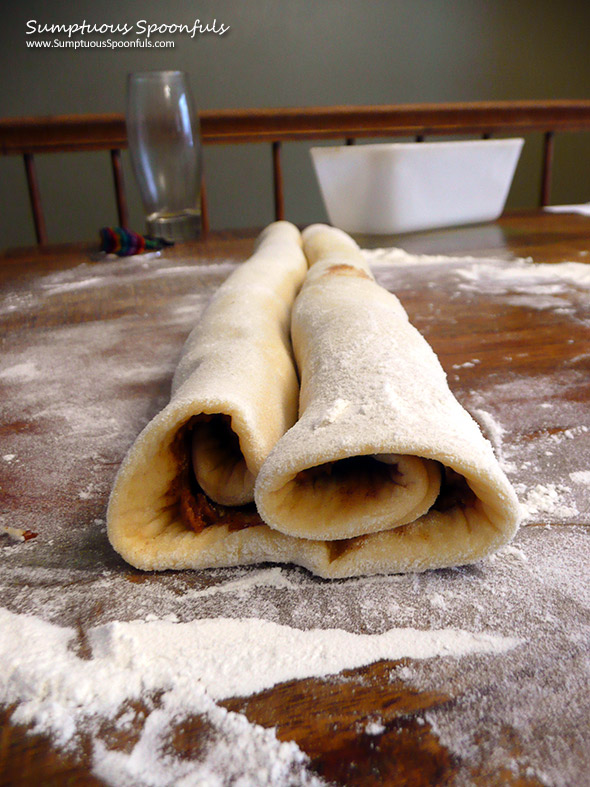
[126,71,202,242]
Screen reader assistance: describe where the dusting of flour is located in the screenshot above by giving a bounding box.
[2,246,590,786]
[0,604,519,786]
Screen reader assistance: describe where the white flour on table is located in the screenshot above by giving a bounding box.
[1,247,590,786]
[0,607,518,786]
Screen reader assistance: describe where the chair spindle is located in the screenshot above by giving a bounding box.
[200,176,210,238]
[23,153,48,245]
[110,149,129,229]
[541,131,555,207]
[272,140,285,221]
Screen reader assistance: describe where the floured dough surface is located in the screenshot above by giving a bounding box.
[254,225,521,573]
[107,221,309,569]
[107,222,520,578]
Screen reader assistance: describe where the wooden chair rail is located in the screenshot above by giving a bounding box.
[3,100,590,245]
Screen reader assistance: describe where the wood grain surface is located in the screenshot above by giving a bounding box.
[1,211,590,787]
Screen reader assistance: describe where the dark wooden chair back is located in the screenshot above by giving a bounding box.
[2,100,590,245]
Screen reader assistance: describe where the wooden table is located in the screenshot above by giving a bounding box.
[1,211,590,786]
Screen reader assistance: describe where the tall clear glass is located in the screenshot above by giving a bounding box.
[126,71,201,242]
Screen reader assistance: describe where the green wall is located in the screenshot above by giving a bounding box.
[2,0,590,248]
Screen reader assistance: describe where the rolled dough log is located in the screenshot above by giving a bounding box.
[107,221,308,569]
[108,221,520,577]
[254,224,521,574]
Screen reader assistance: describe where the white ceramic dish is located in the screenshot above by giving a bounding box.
[310,138,524,235]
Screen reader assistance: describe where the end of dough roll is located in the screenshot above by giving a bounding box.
[107,221,308,569]
[254,224,521,571]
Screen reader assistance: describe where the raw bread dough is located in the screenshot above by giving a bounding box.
[254,224,521,573]
[108,222,520,577]
[107,221,308,568]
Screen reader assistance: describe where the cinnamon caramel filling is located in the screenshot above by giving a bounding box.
[171,415,263,535]
[294,455,405,499]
